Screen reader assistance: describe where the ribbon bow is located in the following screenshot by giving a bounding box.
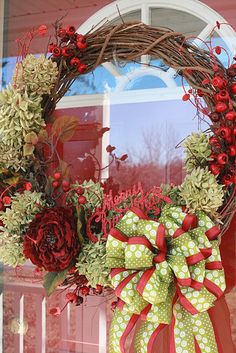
[106,206,225,353]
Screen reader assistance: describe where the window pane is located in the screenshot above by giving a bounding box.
[151,8,206,36]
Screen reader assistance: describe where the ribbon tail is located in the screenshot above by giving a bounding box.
[109,308,139,353]
[171,301,196,353]
[171,302,220,353]
[191,311,219,353]
[134,320,166,353]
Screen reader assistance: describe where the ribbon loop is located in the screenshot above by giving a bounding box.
[107,206,225,353]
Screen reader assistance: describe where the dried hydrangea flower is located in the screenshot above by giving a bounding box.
[179,167,224,218]
[13,54,59,95]
[75,240,111,288]
[183,132,211,173]
[0,144,28,171]
[0,191,45,266]
[0,85,44,149]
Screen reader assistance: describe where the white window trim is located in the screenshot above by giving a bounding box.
[57,86,186,109]
[78,0,236,53]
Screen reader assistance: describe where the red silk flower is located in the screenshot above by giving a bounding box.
[23,207,80,271]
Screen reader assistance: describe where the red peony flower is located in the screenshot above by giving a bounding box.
[23,207,80,272]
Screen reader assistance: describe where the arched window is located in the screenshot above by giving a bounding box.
[57,0,236,184]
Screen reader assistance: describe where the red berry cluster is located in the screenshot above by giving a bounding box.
[207,64,236,186]
[50,269,105,314]
[75,186,87,205]
[52,172,71,192]
[48,25,87,74]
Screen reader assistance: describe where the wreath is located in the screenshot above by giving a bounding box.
[0,19,235,353]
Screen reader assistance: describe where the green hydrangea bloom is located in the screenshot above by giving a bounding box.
[76,240,111,288]
[13,54,58,96]
[0,191,45,266]
[179,167,224,218]
[0,85,44,149]
[183,133,211,173]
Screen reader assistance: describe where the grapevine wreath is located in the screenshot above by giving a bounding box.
[0,19,236,353]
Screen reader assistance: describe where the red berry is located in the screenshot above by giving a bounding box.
[62,180,70,192]
[52,47,61,57]
[3,196,11,205]
[217,153,229,165]
[225,111,236,121]
[202,78,210,85]
[209,153,217,160]
[48,43,56,52]
[38,25,47,36]
[54,172,61,180]
[227,64,236,77]
[76,187,84,195]
[212,76,224,88]
[197,89,204,97]
[215,46,221,55]
[111,301,118,310]
[225,136,233,144]
[52,180,60,189]
[24,182,32,191]
[209,112,221,122]
[217,89,229,101]
[231,82,236,94]
[70,57,81,67]
[66,292,78,303]
[218,127,232,139]
[78,195,87,204]
[209,164,221,175]
[66,25,76,36]
[69,266,77,274]
[76,296,84,305]
[222,174,233,186]
[182,93,190,101]
[229,145,236,156]
[215,102,227,113]
[61,47,73,57]
[209,136,220,145]
[233,128,236,136]
[80,286,90,296]
[76,38,87,50]
[57,28,66,38]
[77,63,87,73]
[95,284,103,294]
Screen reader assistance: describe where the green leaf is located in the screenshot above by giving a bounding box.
[4,176,20,186]
[23,143,35,156]
[43,269,68,296]
[58,159,71,179]
[38,129,48,142]
[24,132,38,145]
[51,116,78,142]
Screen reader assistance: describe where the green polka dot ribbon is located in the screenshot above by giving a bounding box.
[106,206,225,353]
